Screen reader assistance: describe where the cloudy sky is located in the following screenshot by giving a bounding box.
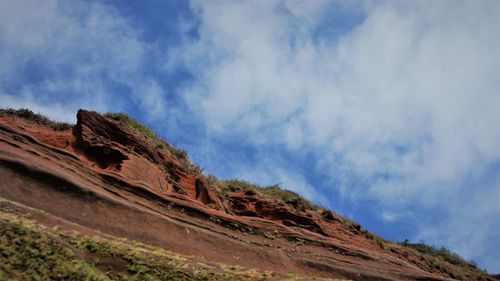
[1,0,499,272]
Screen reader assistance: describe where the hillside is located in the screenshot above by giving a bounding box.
[0,108,495,281]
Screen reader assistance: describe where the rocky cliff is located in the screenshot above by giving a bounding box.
[0,108,495,281]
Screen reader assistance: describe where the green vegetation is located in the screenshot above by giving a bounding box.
[0,201,343,281]
[216,179,357,220]
[214,178,382,246]
[399,240,480,270]
[0,108,72,131]
[105,112,157,140]
[217,179,326,214]
[396,239,488,280]
[0,214,109,281]
[257,184,319,210]
[217,179,260,195]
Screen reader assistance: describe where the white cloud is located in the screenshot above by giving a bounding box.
[0,0,166,121]
[177,0,500,271]
[135,79,168,121]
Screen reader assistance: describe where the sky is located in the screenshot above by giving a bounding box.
[1,0,499,273]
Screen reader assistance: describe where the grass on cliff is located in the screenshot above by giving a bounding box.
[396,240,486,280]
[214,178,388,247]
[0,218,107,281]
[0,108,72,131]
[216,179,319,209]
[0,199,342,281]
[105,112,157,140]
[399,239,481,271]
[216,179,351,221]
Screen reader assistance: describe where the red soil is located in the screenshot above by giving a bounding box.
[0,109,493,281]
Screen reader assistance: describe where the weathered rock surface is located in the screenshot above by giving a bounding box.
[0,109,495,281]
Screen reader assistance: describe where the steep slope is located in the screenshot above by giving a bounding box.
[0,108,494,281]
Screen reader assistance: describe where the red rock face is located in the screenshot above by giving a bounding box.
[0,109,494,281]
[225,190,328,235]
[70,109,223,209]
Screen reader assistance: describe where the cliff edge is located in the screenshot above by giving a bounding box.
[0,108,495,281]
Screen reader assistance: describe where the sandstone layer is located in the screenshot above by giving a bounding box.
[0,109,494,281]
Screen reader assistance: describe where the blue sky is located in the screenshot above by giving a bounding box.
[1,0,500,273]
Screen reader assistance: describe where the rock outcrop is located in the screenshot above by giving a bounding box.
[0,109,495,281]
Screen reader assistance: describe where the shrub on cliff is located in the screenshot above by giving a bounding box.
[399,240,481,270]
